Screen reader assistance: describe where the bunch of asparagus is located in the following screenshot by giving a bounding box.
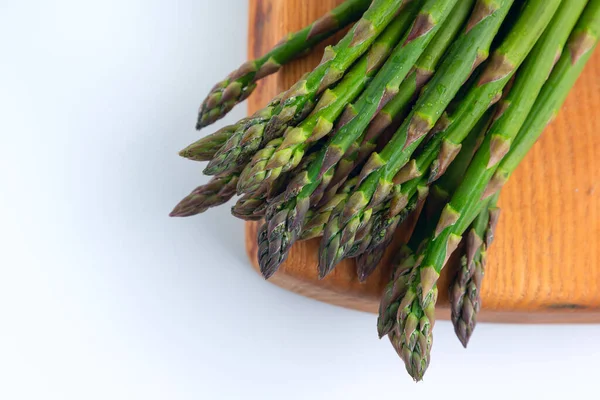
[173,0,599,381]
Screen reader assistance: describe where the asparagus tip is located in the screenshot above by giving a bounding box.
[169,203,190,218]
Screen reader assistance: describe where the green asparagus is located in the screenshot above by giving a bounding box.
[179,124,236,162]
[258,0,461,278]
[449,193,500,347]
[237,7,420,194]
[319,0,514,278]
[396,0,591,380]
[196,0,372,129]
[332,0,476,188]
[170,171,240,217]
[204,0,408,176]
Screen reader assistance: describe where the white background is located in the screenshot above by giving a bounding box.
[1,1,599,399]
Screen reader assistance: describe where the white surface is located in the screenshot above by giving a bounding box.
[1,1,599,399]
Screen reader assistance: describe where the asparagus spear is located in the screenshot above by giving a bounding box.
[487,0,600,197]
[347,190,416,256]
[382,224,437,363]
[370,70,510,252]
[319,0,515,278]
[170,171,240,217]
[384,0,565,212]
[346,108,492,282]
[231,191,267,221]
[449,193,500,348]
[252,0,471,195]
[332,0,476,188]
[361,108,491,280]
[300,177,359,241]
[231,173,291,221]
[359,107,494,259]
[204,0,408,176]
[231,146,306,220]
[353,108,491,278]
[300,113,394,236]
[391,267,437,380]
[179,124,236,162]
[315,0,461,179]
[376,177,443,339]
[237,6,420,194]
[324,0,562,276]
[311,103,401,210]
[414,0,586,308]
[354,186,427,281]
[258,0,461,279]
[263,0,436,141]
[378,245,421,337]
[465,4,600,312]
[453,9,600,338]
[195,0,373,129]
[381,190,495,373]
[396,0,592,381]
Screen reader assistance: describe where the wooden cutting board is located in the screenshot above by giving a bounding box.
[245,0,600,323]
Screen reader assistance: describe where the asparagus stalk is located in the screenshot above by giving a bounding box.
[374,109,490,265]
[360,107,494,259]
[195,0,372,129]
[231,146,309,220]
[319,0,514,278]
[459,8,600,334]
[302,117,391,239]
[414,0,585,307]
[355,186,427,281]
[378,244,421,338]
[313,102,401,210]
[237,6,420,194]
[384,193,498,375]
[353,108,491,278]
[257,0,461,279]
[203,101,282,175]
[231,191,267,221]
[267,0,474,195]
[262,0,432,141]
[332,0,476,188]
[352,132,474,278]
[300,177,359,241]
[179,124,237,162]
[346,189,417,257]
[324,0,562,277]
[449,193,500,347]
[170,171,240,217]
[487,0,600,196]
[231,172,291,221]
[385,0,565,211]
[315,0,461,180]
[391,268,437,380]
[376,61,503,383]
[204,0,408,176]
[376,180,442,339]
[451,8,600,338]
[380,284,410,339]
[396,0,591,381]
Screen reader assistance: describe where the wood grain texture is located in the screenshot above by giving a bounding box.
[246,0,600,322]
